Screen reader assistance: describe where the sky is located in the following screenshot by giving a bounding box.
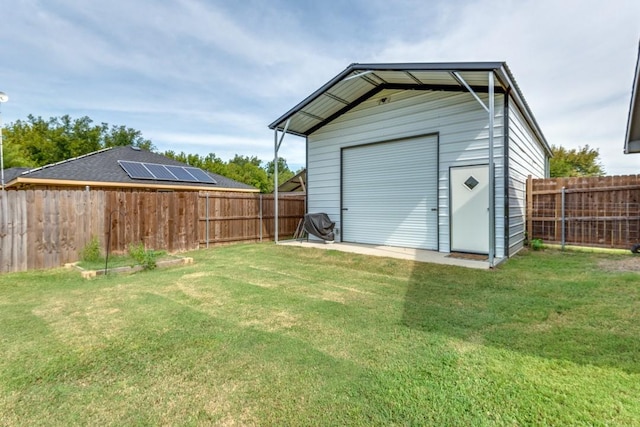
[1,0,639,174]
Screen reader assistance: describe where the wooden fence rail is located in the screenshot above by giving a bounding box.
[0,189,305,273]
[527,175,640,249]
[198,193,305,246]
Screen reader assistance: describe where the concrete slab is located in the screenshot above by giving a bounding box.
[278,240,493,269]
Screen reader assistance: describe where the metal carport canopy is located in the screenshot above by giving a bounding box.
[269,61,549,152]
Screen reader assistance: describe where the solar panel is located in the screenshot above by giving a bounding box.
[144,163,176,181]
[118,160,217,185]
[185,167,217,183]
[165,165,198,182]
[119,161,154,179]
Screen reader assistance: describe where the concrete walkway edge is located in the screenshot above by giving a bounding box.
[278,240,493,270]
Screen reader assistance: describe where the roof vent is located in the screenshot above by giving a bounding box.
[131,146,141,151]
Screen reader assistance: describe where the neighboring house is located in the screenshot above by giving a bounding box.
[278,169,306,193]
[625,41,640,154]
[270,62,551,265]
[4,146,258,192]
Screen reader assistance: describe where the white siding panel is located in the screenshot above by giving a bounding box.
[507,101,547,256]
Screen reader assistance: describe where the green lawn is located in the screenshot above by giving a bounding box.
[1,244,639,425]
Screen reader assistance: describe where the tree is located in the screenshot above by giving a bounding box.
[201,153,229,177]
[103,125,155,151]
[1,135,35,169]
[3,114,155,167]
[550,144,605,177]
[162,151,295,193]
[164,151,231,178]
[226,155,271,192]
[265,157,295,189]
[3,114,296,193]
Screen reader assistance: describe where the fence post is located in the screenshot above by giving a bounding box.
[206,193,209,249]
[259,194,263,242]
[0,189,6,237]
[561,186,566,250]
[526,175,532,242]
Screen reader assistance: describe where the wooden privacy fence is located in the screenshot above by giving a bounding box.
[0,189,305,273]
[527,175,640,249]
[0,190,105,273]
[198,192,304,246]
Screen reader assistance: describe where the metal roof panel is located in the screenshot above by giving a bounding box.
[269,62,549,154]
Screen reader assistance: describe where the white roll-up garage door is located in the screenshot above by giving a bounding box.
[341,135,438,250]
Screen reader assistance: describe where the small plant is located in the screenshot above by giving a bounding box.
[530,238,544,251]
[80,236,102,263]
[128,242,158,271]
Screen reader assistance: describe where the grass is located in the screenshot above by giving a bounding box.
[76,251,169,271]
[76,254,135,270]
[1,244,639,425]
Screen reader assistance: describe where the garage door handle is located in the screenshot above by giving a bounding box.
[342,208,349,211]
[431,208,437,211]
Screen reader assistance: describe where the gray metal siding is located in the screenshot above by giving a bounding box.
[308,88,506,254]
[507,101,547,256]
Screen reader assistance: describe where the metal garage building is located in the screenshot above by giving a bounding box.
[270,62,551,266]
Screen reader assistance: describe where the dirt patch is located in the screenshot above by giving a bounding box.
[319,290,347,304]
[598,257,640,272]
[32,294,127,346]
[447,252,488,261]
[240,310,299,332]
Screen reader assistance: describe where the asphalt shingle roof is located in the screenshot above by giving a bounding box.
[6,146,256,191]
[3,167,31,183]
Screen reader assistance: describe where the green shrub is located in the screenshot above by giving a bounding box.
[80,236,102,262]
[128,242,158,271]
[530,238,544,251]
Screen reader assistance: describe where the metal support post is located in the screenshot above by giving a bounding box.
[451,73,496,266]
[273,119,290,244]
[274,129,279,243]
[0,93,9,237]
[488,72,495,267]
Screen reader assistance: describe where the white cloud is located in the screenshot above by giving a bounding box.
[369,0,640,174]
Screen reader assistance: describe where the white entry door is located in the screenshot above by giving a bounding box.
[450,165,489,254]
